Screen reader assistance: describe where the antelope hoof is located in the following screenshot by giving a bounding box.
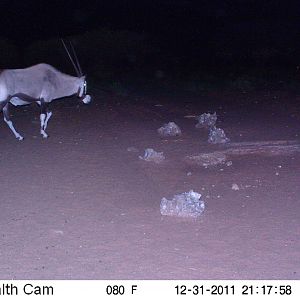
[41,131,48,139]
[16,135,24,141]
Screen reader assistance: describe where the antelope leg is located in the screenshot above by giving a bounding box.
[44,111,52,131]
[2,103,24,140]
[40,100,49,138]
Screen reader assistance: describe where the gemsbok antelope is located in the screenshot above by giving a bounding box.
[0,40,91,140]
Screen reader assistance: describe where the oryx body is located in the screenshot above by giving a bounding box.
[0,63,90,140]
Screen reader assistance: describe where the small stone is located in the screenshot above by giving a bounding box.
[226,161,233,167]
[232,183,240,191]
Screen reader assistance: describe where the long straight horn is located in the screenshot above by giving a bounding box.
[61,38,80,76]
[69,41,83,76]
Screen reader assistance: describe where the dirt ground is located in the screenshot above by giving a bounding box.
[0,88,299,279]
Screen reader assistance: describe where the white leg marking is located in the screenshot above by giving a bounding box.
[44,111,52,131]
[4,117,24,140]
[40,113,48,138]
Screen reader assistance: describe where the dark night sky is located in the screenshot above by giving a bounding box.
[1,0,300,69]
[1,0,300,43]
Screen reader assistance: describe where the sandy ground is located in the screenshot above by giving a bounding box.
[0,88,299,279]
